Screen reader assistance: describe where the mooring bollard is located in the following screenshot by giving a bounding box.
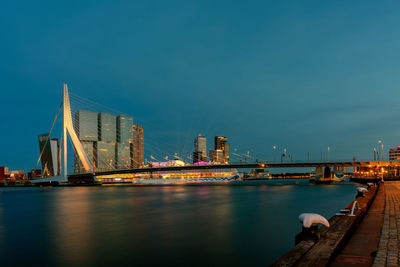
[295,213,330,245]
[356,187,368,198]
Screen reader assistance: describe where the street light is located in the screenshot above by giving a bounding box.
[378,140,383,161]
[327,146,330,161]
[273,146,277,162]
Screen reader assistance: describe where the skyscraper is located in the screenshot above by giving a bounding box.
[215,136,229,163]
[131,124,144,168]
[73,110,141,172]
[75,110,98,141]
[74,110,98,173]
[98,112,116,142]
[209,149,224,163]
[117,115,133,143]
[193,133,207,163]
[97,141,116,170]
[116,115,133,169]
[38,134,60,176]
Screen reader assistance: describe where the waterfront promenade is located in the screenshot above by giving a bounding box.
[373,181,400,266]
[334,181,400,266]
[272,180,400,266]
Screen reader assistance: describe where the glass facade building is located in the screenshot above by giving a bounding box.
[74,141,96,173]
[215,136,229,163]
[97,141,116,170]
[73,110,142,172]
[209,149,224,163]
[193,133,207,163]
[116,143,131,169]
[75,110,98,141]
[117,115,133,143]
[98,112,116,142]
[132,124,144,168]
[38,133,59,176]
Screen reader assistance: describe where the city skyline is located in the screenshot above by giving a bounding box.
[2,1,400,172]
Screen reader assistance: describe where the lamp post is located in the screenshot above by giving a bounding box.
[273,146,277,162]
[378,140,382,161]
[327,146,330,161]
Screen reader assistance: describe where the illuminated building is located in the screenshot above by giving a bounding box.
[193,133,207,163]
[38,133,60,176]
[117,115,133,143]
[98,112,116,142]
[215,136,230,163]
[389,146,400,161]
[117,142,131,169]
[75,110,98,141]
[97,141,116,170]
[131,124,144,168]
[209,149,224,163]
[74,110,98,173]
[73,110,139,172]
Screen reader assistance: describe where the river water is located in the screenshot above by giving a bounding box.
[0,179,358,266]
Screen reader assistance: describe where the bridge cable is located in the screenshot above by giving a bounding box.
[35,102,63,171]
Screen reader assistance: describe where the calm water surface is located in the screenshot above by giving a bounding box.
[0,179,359,266]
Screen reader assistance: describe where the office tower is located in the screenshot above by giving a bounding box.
[74,110,98,173]
[73,110,141,172]
[131,124,144,168]
[74,141,96,172]
[98,112,116,142]
[38,133,59,176]
[116,143,131,169]
[75,110,98,141]
[215,136,230,163]
[97,141,116,170]
[51,138,60,176]
[117,115,133,143]
[193,133,207,163]
[209,149,224,163]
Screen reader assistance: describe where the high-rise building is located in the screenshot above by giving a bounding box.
[215,136,229,163]
[117,115,133,143]
[131,125,144,168]
[96,141,116,170]
[75,110,98,141]
[389,146,400,161]
[38,134,60,176]
[98,112,116,142]
[116,143,131,169]
[209,149,224,163]
[193,133,207,163]
[74,140,96,172]
[74,110,98,173]
[73,110,142,172]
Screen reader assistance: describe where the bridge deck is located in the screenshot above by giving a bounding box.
[67,161,400,178]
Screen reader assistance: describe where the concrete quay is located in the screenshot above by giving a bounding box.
[272,181,400,266]
[272,184,379,266]
[372,181,400,267]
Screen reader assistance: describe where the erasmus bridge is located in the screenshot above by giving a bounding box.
[32,84,400,184]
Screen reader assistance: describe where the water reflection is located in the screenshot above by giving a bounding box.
[0,181,358,266]
[52,187,93,267]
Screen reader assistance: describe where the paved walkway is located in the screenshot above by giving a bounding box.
[330,184,385,266]
[373,181,400,267]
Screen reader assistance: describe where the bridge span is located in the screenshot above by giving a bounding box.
[71,160,399,177]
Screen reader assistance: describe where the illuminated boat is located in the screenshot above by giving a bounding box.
[97,167,241,184]
[243,168,271,180]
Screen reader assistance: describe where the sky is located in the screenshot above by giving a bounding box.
[1,0,400,172]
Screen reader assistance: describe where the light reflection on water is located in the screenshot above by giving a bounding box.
[0,180,358,266]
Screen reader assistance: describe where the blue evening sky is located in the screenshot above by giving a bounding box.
[1,0,400,171]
